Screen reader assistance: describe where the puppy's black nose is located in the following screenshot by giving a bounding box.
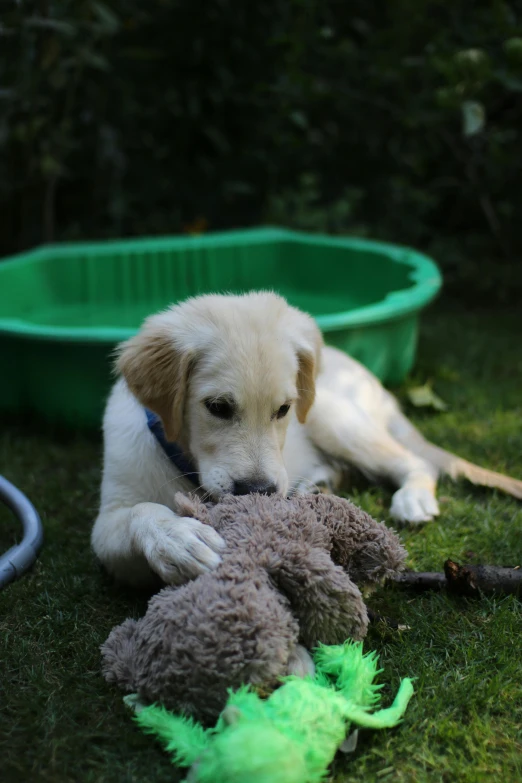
[232,479,278,496]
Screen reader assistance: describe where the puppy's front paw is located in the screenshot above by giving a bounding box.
[131,505,225,584]
[390,486,440,524]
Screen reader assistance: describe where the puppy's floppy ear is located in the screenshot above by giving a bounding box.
[116,312,193,443]
[286,307,323,424]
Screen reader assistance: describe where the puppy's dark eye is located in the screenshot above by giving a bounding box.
[276,403,291,420]
[205,399,235,420]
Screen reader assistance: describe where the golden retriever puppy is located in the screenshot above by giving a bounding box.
[92,292,522,588]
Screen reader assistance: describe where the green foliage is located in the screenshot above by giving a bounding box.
[1,1,522,299]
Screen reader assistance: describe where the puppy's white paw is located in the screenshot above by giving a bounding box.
[390,486,440,525]
[131,505,225,584]
[287,644,316,678]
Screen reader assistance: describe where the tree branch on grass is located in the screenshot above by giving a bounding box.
[391,560,522,597]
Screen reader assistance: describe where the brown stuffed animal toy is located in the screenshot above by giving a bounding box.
[101,492,406,723]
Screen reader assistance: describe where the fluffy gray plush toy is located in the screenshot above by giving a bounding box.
[101,492,406,723]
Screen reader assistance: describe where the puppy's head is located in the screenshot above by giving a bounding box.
[116,292,322,499]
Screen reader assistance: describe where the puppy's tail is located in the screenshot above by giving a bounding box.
[430,445,522,499]
[390,411,522,500]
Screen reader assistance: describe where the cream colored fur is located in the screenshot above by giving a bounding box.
[92,291,522,588]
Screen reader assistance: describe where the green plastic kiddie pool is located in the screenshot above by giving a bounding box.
[0,228,442,428]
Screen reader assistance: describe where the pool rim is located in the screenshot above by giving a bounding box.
[0,227,442,343]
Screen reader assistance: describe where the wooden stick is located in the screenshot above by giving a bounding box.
[389,561,522,597]
[391,571,447,591]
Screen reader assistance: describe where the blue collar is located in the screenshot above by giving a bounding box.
[145,409,199,486]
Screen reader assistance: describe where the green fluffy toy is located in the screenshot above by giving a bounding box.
[127,641,414,783]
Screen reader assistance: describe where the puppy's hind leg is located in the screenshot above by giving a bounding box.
[305,389,440,524]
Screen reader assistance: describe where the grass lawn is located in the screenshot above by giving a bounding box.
[1,303,521,783]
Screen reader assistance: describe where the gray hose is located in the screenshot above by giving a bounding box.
[0,475,43,589]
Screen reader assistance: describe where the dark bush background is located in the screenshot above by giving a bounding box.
[2,0,522,301]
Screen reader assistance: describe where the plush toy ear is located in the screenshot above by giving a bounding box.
[100,618,139,690]
[286,308,323,424]
[116,311,194,443]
